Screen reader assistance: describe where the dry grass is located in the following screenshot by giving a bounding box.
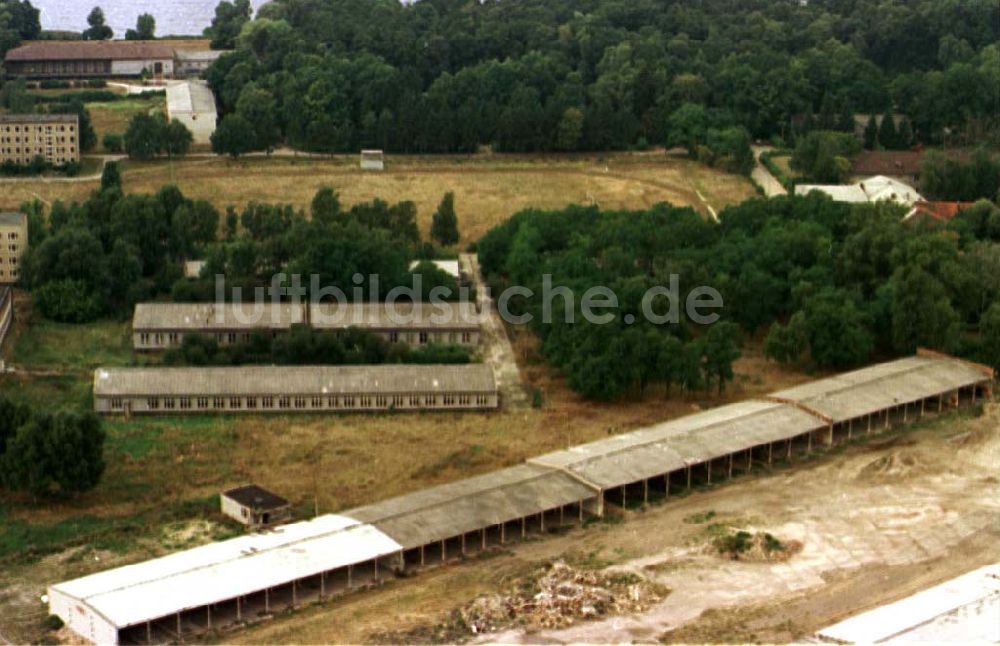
[87,95,166,152]
[0,152,755,245]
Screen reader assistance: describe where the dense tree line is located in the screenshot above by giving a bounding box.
[163,326,472,367]
[0,397,105,498]
[921,150,1000,203]
[0,0,39,56]
[479,195,1000,400]
[203,0,999,155]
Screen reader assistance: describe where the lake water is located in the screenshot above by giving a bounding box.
[32,0,268,38]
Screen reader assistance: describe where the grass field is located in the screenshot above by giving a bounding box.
[2,152,755,246]
[87,95,166,153]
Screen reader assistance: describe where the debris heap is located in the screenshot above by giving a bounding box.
[459,560,666,634]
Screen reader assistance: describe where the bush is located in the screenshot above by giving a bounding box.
[43,615,64,631]
[34,90,119,104]
[33,279,105,323]
[102,132,124,153]
[39,79,71,89]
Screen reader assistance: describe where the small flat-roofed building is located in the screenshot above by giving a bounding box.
[132,301,482,351]
[360,149,384,171]
[166,81,217,145]
[182,259,206,279]
[173,49,227,78]
[0,212,28,284]
[4,40,175,78]
[221,485,291,528]
[0,114,79,166]
[92,364,498,415]
[409,259,461,280]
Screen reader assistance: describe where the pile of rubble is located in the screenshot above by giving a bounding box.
[458,560,666,634]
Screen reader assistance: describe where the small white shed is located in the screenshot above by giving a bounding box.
[360,149,385,171]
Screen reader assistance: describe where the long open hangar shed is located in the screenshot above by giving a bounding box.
[52,352,993,644]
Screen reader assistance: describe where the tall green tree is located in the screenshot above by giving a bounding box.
[431,192,460,246]
[863,115,879,149]
[211,114,255,158]
[310,186,341,226]
[82,6,113,40]
[700,322,742,394]
[163,119,193,158]
[125,13,155,40]
[123,113,165,160]
[878,110,899,149]
[3,411,106,497]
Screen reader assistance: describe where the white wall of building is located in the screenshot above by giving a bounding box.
[49,588,119,645]
[110,58,174,77]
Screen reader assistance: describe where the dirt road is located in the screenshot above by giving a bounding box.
[461,253,527,408]
[752,145,788,197]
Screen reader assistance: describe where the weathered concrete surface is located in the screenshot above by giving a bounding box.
[752,145,788,197]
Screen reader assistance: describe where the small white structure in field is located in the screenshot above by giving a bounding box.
[409,259,461,280]
[221,484,292,528]
[360,149,385,171]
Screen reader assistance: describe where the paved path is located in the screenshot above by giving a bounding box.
[461,253,528,408]
[752,145,788,197]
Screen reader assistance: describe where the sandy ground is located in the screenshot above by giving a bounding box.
[226,404,1000,644]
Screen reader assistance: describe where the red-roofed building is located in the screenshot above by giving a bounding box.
[903,201,976,223]
[4,40,176,78]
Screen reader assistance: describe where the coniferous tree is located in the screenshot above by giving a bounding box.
[431,192,460,246]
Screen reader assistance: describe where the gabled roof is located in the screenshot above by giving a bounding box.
[346,464,598,549]
[50,515,402,629]
[5,40,175,62]
[93,364,498,397]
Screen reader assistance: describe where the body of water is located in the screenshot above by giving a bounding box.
[31,0,267,38]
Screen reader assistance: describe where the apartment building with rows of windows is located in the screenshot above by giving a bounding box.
[0,212,27,284]
[0,114,80,166]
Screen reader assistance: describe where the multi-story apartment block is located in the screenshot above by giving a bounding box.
[0,114,80,166]
[0,212,27,284]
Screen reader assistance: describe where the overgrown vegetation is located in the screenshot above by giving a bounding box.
[480,194,1000,400]
[20,165,464,323]
[0,396,105,498]
[162,327,473,367]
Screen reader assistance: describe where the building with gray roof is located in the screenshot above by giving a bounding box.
[93,364,498,415]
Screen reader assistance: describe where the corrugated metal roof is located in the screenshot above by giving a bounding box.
[132,302,481,331]
[346,464,598,549]
[93,364,497,397]
[311,302,480,330]
[50,515,402,629]
[770,355,991,423]
[529,401,825,490]
[5,40,175,62]
[133,302,305,331]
